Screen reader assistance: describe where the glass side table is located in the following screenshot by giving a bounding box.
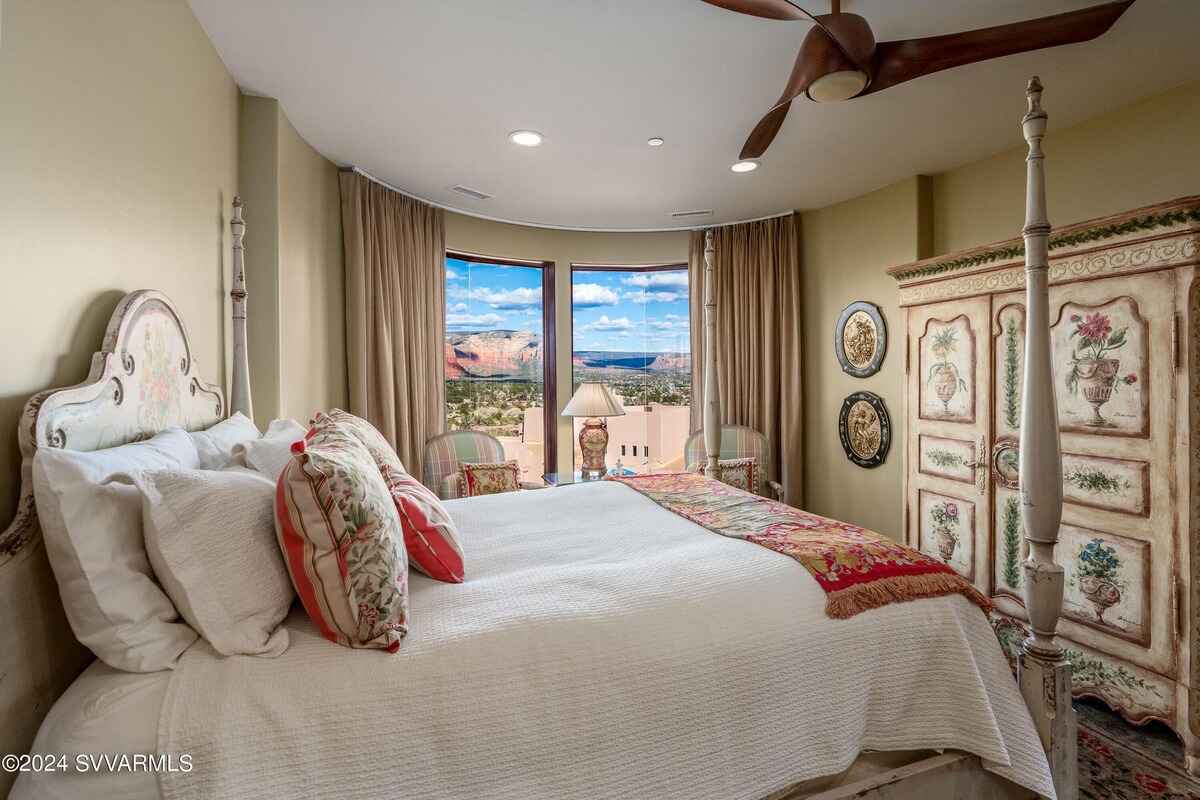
[542,467,635,487]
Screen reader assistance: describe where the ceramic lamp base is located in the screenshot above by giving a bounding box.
[578,417,609,476]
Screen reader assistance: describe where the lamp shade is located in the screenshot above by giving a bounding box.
[561,382,625,418]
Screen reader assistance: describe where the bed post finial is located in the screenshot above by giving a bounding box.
[229,196,253,422]
[702,229,721,479]
[1016,77,1077,800]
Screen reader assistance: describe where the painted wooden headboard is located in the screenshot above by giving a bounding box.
[0,200,251,789]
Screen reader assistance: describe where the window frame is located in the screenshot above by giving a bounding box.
[568,261,690,473]
[445,250,557,478]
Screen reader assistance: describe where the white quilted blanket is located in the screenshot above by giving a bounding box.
[159,481,1054,800]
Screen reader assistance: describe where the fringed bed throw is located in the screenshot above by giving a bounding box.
[609,472,991,620]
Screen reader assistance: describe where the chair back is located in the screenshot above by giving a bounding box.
[422,430,506,499]
[683,425,773,496]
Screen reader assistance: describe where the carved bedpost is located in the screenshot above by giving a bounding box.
[702,229,721,478]
[229,197,253,421]
[1017,77,1077,800]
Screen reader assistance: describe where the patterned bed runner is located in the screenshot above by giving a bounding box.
[609,472,990,620]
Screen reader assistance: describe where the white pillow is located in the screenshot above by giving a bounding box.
[124,468,293,658]
[230,418,308,482]
[189,412,261,469]
[32,428,200,672]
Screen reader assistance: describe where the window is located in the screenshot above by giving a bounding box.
[444,252,556,484]
[570,264,691,475]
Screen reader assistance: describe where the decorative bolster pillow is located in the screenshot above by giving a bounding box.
[275,423,409,652]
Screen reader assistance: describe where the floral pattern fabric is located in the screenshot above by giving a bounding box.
[609,472,991,620]
[715,457,758,495]
[314,409,407,476]
[275,420,409,652]
[461,461,521,498]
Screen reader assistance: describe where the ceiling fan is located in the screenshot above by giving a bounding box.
[703,0,1136,160]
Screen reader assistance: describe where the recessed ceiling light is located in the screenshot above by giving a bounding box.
[509,130,543,147]
[730,160,758,173]
[647,137,665,147]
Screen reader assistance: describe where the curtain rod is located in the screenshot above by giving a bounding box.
[344,166,795,234]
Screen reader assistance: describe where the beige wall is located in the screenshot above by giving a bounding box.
[238,97,345,428]
[277,111,346,421]
[934,81,1200,254]
[0,0,239,530]
[800,178,931,540]
[801,80,1200,540]
[444,213,690,475]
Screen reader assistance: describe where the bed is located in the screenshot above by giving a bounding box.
[2,78,1074,800]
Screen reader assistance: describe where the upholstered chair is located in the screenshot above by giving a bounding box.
[683,425,785,503]
[422,430,509,500]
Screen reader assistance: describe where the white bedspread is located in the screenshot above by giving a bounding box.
[159,481,1054,800]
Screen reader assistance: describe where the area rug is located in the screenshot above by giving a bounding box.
[1078,699,1200,799]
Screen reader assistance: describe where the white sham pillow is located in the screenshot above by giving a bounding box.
[32,428,200,672]
[230,418,308,482]
[189,412,261,469]
[124,468,293,658]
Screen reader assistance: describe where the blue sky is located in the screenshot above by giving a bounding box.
[445,258,689,353]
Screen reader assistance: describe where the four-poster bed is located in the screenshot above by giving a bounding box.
[3,78,1074,800]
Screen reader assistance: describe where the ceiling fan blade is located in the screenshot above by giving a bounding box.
[698,0,811,21]
[740,101,793,160]
[867,0,1135,95]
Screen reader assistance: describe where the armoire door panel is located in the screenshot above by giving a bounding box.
[906,297,991,592]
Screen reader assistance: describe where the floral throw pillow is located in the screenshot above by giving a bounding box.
[313,409,406,476]
[716,457,759,495]
[461,461,521,498]
[275,421,409,652]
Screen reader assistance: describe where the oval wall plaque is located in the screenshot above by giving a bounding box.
[838,391,891,468]
[835,301,887,378]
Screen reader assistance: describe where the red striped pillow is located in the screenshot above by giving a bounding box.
[274,423,409,652]
[383,465,464,583]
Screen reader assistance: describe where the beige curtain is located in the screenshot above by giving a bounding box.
[339,170,445,478]
[689,214,803,506]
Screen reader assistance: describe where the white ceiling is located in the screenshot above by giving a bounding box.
[190,0,1200,231]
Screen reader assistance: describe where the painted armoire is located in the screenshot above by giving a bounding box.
[889,196,1200,769]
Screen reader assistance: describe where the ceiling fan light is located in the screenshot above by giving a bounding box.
[730,160,758,173]
[807,69,869,103]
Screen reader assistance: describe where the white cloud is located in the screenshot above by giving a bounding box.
[450,302,468,313]
[446,312,506,328]
[572,283,620,308]
[624,272,688,289]
[625,290,687,304]
[648,319,686,331]
[585,315,635,332]
[445,268,461,280]
[446,284,541,309]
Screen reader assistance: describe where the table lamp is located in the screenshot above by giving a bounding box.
[561,382,625,478]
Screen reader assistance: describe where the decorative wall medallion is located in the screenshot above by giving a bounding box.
[1052,297,1148,437]
[1062,452,1150,517]
[919,315,976,423]
[918,489,975,581]
[918,434,975,484]
[1061,525,1150,646]
[994,304,1025,439]
[838,391,890,468]
[835,301,887,378]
